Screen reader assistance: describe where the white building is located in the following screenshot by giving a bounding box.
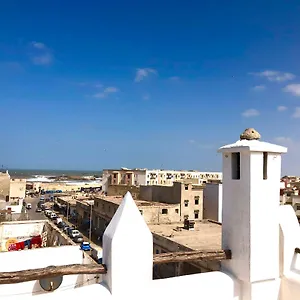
[102,168,222,192]
[203,183,222,222]
[3,129,300,299]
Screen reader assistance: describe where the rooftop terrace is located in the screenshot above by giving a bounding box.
[149,220,221,250]
[98,195,178,207]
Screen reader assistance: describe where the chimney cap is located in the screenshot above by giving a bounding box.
[240,128,261,141]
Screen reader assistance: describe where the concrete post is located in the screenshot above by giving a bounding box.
[102,192,153,297]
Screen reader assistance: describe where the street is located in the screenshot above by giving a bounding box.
[24,197,46,221]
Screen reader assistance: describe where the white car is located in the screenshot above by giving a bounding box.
[44,210,51,216]
[69,229,80,238]
[50,212,57,219]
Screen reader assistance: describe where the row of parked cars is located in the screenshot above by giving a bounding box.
[43,207,91,251]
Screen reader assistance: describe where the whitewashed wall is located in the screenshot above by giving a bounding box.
[0,245,99,298]
[0,220,45,251]
[203,183,222,222]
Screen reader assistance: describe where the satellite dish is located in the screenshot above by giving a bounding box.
[39,270,63,292]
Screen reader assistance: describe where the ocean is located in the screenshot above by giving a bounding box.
[8,169,102,179]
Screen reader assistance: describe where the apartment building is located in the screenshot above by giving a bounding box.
[140,182,204,221]
[102,168,222,192]
[91,195,180,237]
[0,172,26,214]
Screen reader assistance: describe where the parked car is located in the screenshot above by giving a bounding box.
[67,226,76,236]
[73,235,84,243]
[44,210,52,216]
[50,212,57,220]
[80,242,91,251]
[91,248,103,261]
[69,229,81,238]
[57,221,66,229]
[63,226,70,234]
[35,207,42,213]
[54,217,62,225]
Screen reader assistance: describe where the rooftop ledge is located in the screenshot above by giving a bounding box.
[218,139,287,154]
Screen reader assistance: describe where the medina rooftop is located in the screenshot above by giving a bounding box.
[1,128,300,300]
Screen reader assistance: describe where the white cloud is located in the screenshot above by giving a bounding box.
[135,68,157,82]
[250,70,295,82]
[31,41,46,49]
[29,41,53,66]
[31,53,53,65]
[292,107,300,118]
[93,93,106,98]
[241,109,260,117]
[283,84,300,96]
[104,86,118,93]
[277,106,287,112]
[252,85,266,91]
[93,86,118,98]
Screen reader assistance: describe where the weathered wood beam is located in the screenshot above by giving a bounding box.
[0,264,107,284]
[0,249,231,284]
[153,249,231,265]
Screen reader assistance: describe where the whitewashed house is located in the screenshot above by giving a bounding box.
[1,130,300,299]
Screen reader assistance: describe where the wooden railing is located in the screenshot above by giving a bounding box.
[0,249,231,284]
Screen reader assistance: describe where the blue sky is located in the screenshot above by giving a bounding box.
[0,0,300,174]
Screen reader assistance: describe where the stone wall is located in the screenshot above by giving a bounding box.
[107,184,140,199]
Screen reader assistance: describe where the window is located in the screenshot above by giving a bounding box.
[184,215,189,220]
[194,210,199,219]
[185,185,189,190]
[113,173,117,179]
[162,209,168,214]
[194,196,199,205]
[232,152,241,180]
[139,210,143,215]
[155,249,160,254]
[184,200,189,207]
[175,209,179,214]
[263,152,268,180]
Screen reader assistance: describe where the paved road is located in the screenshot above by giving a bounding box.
[24,197,46,220]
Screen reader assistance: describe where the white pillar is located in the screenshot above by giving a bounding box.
[218,130,287,300]
[102,192,153,297]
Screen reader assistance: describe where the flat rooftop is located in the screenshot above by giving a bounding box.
[149,220,221,250]
[98,196,178,207]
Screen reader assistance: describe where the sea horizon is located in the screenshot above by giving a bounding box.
[7,168,102,179]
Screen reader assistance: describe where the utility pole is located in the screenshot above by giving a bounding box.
[66,202,69,221]
[89,203,92,242]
